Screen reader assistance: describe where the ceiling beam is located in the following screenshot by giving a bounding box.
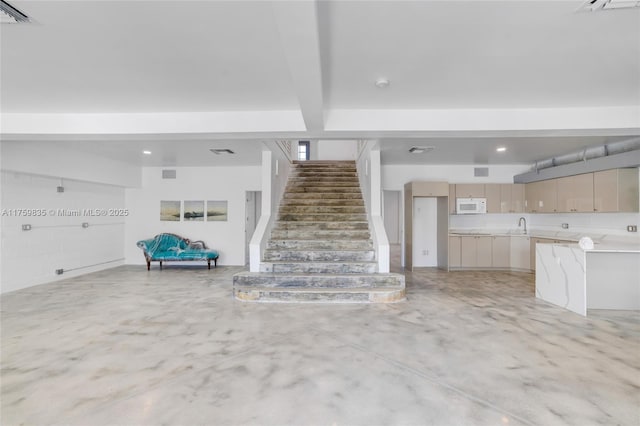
[271,1,324,132]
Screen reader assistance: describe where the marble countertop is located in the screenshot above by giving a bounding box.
[449,228,640,252]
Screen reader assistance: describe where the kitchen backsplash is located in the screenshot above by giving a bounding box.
[450,212,639,238]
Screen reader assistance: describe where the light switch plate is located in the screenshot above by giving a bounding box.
[627,225,637,232]
[562,223,569,229]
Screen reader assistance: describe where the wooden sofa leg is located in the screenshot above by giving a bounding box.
[147,260,150,271]
[208,260,211,270]
[214,258,217,268]
[160,261,163,270]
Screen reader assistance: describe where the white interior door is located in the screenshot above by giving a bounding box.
[245,191,262,265]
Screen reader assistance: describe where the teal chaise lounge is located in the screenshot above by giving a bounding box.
[137,233,219,270]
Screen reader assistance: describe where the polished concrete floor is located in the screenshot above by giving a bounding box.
[2,251,639,425]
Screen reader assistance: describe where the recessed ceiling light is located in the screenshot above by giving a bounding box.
[409,146,435,154]
[143,150,152,155]
[210,149,235,155]
[375,78,390,88]
[496,147,507,152]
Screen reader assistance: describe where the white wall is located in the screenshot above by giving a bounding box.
[1,171,125,293]
[317,140,357,161]
[0,141,141,188]
[412,197,438,267]
[125,166,261,266]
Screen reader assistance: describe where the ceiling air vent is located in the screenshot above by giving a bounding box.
[578,0,640,12]
[1,0,29,23]
[210,149,235,155]
[409,146,435,154]
[474,167,489,177]
[162,169,177,179]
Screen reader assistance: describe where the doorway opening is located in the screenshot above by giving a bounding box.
[245,191,262,265]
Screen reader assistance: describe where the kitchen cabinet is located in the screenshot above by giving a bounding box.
[460,236,492,267]
[526,180,557,213]
[411,181,449,197]
[593,168,639,212]
[504,184,525,213]
[485,184,501,213]
[449,184,456,214]
[510,236,530,270]
[556,174,594,213]
[491,236,511,268]
[449,236,461,268]
[455,184,485,198]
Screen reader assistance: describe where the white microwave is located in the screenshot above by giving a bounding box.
[456,198,487,214]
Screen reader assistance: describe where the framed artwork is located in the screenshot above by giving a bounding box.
[206,200,228,221]
[183,200,205,221]
[160,200,180,221]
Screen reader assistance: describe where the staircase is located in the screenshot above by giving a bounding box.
[233,160,405,303]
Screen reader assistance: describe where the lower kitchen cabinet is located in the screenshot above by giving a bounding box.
[449,236,461,268]
[510,236,530,270]
[491,236,511,268]
[460,236,492,267]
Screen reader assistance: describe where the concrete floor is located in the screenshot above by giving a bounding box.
[2,251,639,425]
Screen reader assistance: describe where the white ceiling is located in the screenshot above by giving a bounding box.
[1,0,639,166]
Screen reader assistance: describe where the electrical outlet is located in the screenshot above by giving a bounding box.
[561,223,569,229]
[55,269,64,275]
[627,225,637,232]
[22,224,31,231]
[422,250,427,255]
[82,222,89,228]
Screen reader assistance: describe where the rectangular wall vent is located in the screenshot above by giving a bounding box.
[474,167,489,177]
[162,169,177,179]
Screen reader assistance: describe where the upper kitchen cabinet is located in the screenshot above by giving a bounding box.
[593,168,639,212]
[485,184,501,213]
[556,174,594,213]
[525,179,557,213]
[499,184,524,213]
[449,184,456,214]
[410,181,449,197]
[455,184,485,198]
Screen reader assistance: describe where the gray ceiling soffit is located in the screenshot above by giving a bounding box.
[513,150,640,183]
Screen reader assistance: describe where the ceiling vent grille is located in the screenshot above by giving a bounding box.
[474,167,489,177]
[162,169,177,179]
[578,0,640,12]
[1,0,29,23]
[210,149,235,155]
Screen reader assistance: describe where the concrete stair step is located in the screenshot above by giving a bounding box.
[286,186,361,192]
[263,249,375,262]
[292,172,358,178]
[234,286,406,303]
[260,261,378,274]
[293,161,356,167]
[288,183,361,190]
[281,198,364,206]
[289,176,360,183]
[279,206,366,214]
[267,239,373,250]
[233,273,406,303]
[279,213,367,222]
[274,221,369,230]
[284,192,363,199]
[270,229,371,239]
[233,272,404,289]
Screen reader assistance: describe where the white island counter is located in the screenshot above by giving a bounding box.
[535,242,640,316]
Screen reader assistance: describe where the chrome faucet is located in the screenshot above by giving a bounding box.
[518,217,527,234]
